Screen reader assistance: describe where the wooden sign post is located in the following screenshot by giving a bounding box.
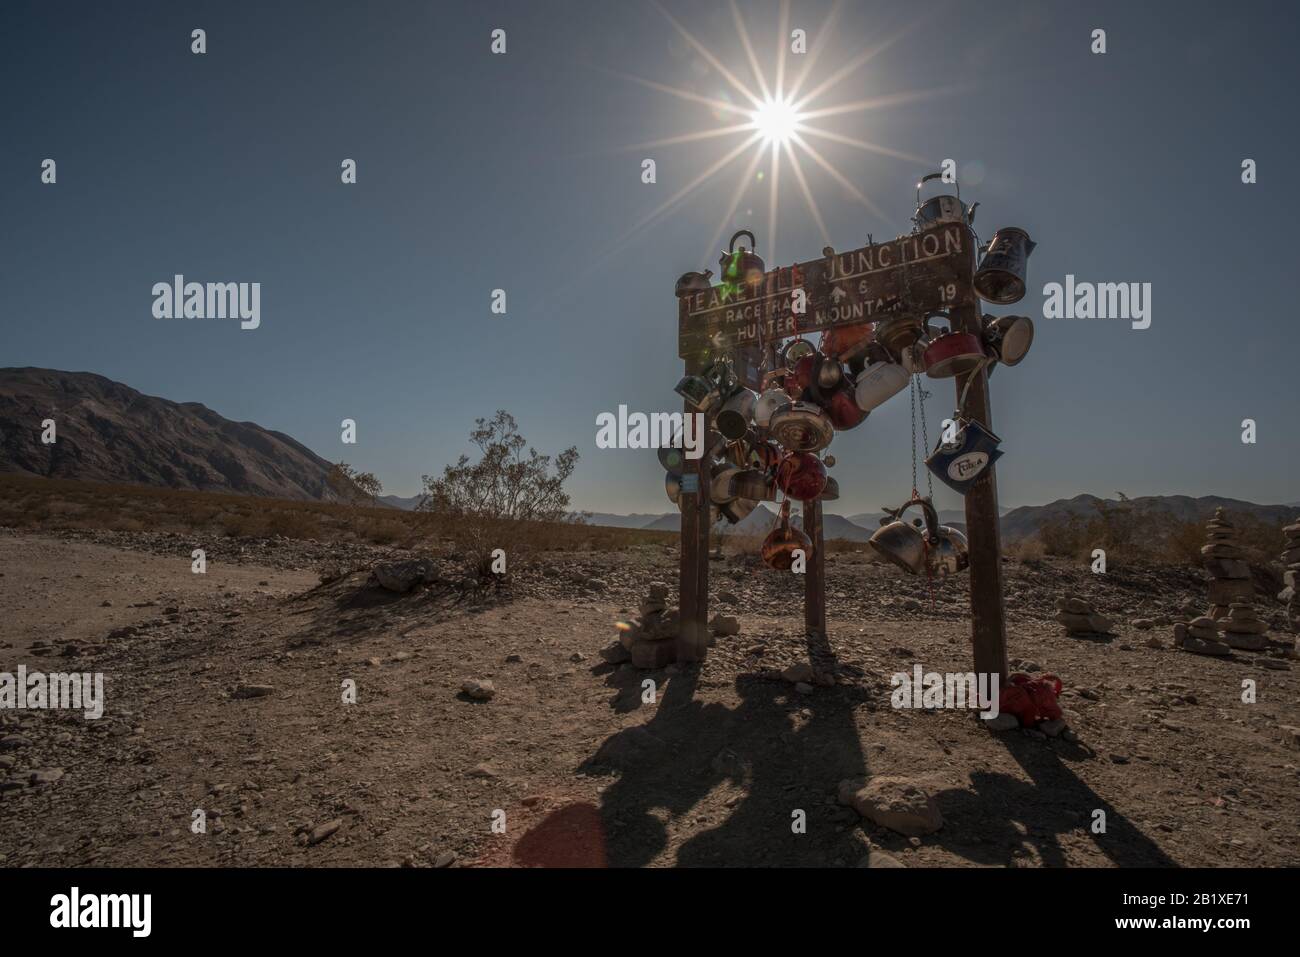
[677,356,712,663]
[674,219,1009,682]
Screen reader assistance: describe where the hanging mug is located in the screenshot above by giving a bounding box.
[925,418,1003,494]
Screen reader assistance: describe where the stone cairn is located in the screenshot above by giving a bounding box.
[1174,616,1231,656]
[1219,602,1269,651]
[1281,518,1300,629]
[1054,596,1114,638]
[605,582,680,670]
[1202,508,1254,619]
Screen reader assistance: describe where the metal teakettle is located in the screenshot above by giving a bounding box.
[913,172,978,232]
[925,418,1003,495]
[974,227,1035,304]
[868,494,970,579]
[720,229,766,294]
[761,501,812,571]
[715,388,757,441]
[768,400,835,453]
[980,314,1035,367]
[674,269,714,298]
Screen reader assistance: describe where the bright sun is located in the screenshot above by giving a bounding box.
[751,97,800,145]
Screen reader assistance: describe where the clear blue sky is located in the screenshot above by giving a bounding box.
[3,0,1297,515]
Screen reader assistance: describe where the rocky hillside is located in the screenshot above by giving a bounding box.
[0,367,343,501]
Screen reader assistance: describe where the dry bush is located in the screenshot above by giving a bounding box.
[266,510,322,540]
[417,411,579,575]
[1032,499,1287,568]
[1162,520,1206,567]
[1005,536,1047,561]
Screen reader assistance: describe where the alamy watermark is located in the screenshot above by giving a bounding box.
[50,887,150,937]
[595,406,705,458]
[1042,275,1150,330]
[1,666,104,719]
[891,665,1000,718]
[152,275,260,330]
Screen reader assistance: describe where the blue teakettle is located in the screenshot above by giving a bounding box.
[925,418,1003,494]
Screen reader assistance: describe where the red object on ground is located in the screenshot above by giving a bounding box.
[998,673,1063,727]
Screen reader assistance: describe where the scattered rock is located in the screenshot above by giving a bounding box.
[373,557,437,593]
[838,776,943,836]
[860,849,907,868]
[305,819,342,846]
[983,713,1019,732]
[781,663,815,684]
[599,641,631,664]
[1039,718,1067,738]
[232,684,275,699]
[709,614,740,636]
[461,679,496,701]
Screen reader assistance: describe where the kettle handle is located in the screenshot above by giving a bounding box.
[916,172,959,205]
[893,494,941,544]
[728,229,757,253]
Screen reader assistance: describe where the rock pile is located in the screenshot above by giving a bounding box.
[1054,596,1114,637]
[1173,616,1231,657]
[616,582,680,669]
[1219,602,1268,650]
[1202,508,1254,619]
[1281,519,1300,628]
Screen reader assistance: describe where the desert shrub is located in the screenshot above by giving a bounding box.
[1162,520,1206,567]
[1037,514,1088,557]
[266,509,322,540]
[417,411,579,575]
[220,512,264,538]
[1033,499,1288,568]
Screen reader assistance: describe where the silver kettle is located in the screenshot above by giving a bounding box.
[868,494,969,579]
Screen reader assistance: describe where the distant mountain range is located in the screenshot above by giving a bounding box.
[0,368,346,501]
[579,494,1300,542]
[3,369,1295,538]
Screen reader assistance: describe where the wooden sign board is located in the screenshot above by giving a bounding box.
[678,221,975,359]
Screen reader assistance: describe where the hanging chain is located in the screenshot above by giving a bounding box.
[918,374,934,500]
[908,370,934,500]
[909,374,920,496]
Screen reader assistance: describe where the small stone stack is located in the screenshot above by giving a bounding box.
[1173,616,1231,656]
[1280,519,1300,629]
[1219,602,1268,650]
[1054,596,1114,637]
[1202,508,1253,619]
[615,582,680,669]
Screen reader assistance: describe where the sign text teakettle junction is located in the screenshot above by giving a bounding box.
[678,221,974,357]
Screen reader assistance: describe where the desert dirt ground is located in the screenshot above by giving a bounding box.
[1,527,1297,868]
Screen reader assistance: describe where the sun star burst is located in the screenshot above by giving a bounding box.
[595,0,957,268]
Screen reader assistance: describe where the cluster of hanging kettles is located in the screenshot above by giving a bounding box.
[665,174,1037,579]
